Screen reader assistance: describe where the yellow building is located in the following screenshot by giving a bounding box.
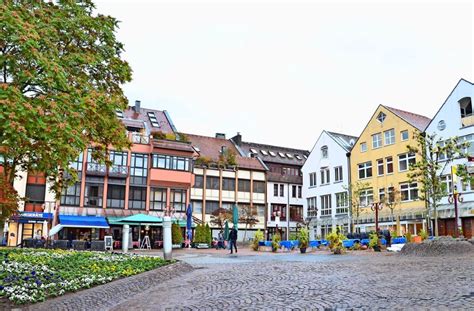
[350,105,431,235]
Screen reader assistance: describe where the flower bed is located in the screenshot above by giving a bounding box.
[0,248,170,304]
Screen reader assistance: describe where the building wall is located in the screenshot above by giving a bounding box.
[350,106,426,233]
[302,131,351,239]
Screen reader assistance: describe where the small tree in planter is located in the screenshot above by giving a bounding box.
[297,227,309,253]
[327,228,347,254]
[369,231,381,252]
[272,233,281,252]
[193,224,209,248]
[252,229,264,251]
[172,222,183,248]
[205,223,212,245]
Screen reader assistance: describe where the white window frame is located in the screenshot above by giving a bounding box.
[334,166,343,182]
[401,130,409,141]
[321,146,328,159]
[360,142,367,153]
[307,197,318,217]
[309,172,317,187]
[400,182,418,202]
[440,175,453,194]
[335,192,348,214]
[320,194,331,216]
[372,133,382,149]
[359,189,373,207]
[386,156,394,174]
[377,159,384,176]
[398,152,416,172]
[358,161,372,179]
[378,188,385,202]
[384,129,395,145]
[320,168,330,185]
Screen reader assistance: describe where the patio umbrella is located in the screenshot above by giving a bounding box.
[224,220,229,240]
[186,204,193,241]
[232,204,239,230]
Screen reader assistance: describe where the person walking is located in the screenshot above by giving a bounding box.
[217,230,225,250]
[229,226,238,254]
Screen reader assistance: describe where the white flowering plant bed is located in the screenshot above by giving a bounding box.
[0,248,170,304]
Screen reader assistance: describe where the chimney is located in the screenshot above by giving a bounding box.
[215,133,226,139]
[232,132,242,146]
[134,100,141,112]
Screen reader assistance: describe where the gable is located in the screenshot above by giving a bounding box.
[302,131,349,172]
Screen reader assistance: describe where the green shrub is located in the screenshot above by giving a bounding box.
[404,231,412,243]
[369,231,379,248]
[289,233,297,241]
[252,229,264,251]
[297,227,309,249]
[193,224,207,244]
[205,223,212,245]
[172,222,183,245]
[326,227,347,254]
[350,242,361,251]
[272,233,281,252]
[418,229,428,241]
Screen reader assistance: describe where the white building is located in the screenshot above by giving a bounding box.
[231,133,309,240]
[302,131,357,239]
[424,78,474,238]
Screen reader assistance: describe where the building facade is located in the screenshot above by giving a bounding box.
[350,105,431,235]
[424,79,474,238]
[302,131,356,239]
[231,133,309,240]
[187,133,267,241]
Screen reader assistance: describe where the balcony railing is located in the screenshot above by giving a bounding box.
[84,197,103,207]
[86,162,106,175]
[108,165,129,177]
[131,133,150,144]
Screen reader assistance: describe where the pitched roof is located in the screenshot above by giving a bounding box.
[235,141,309,166]
[121,106,175,135]
[383,106,431,131]
[326,131,358,152]
[186,134,266,171]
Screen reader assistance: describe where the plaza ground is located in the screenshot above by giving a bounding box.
[20,248,474,310]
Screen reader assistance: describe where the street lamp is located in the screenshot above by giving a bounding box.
[371,202,384,232]
[448,185,463,237]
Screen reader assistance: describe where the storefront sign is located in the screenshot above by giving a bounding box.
[104,235,113,251]
[13,212,53,224]
[20,212,53,219]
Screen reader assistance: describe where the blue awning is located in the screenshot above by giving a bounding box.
[58,215,109,229]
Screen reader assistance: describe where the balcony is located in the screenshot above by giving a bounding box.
[150,168,194,187]
[131,132,150,145]
[108,165,129,178]
[86,162,107,176]
[461,115,474,127]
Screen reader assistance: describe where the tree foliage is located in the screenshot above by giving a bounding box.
[238,204,259,241]
[407,132,470,236]
[344,181,371,232]
[171,222,183,245]
[0,1,132,218]
[210,207,232,229]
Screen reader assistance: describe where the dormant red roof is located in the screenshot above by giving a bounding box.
[384,106,431,131]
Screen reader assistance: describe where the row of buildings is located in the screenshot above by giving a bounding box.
[3,79,474,246]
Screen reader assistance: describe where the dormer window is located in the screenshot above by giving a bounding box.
[377,112,387,123]
[460,97,472,118]
[278,152,286,158]
[321,146,328,159]
[269,151,277,157]
[261,150,268,156]
[286,153,294,159]
[250,148,257,154]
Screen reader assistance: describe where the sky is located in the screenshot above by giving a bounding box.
[95,0,473,151]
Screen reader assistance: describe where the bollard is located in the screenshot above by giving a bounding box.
[163,216,172,260]
[122,224,129,253]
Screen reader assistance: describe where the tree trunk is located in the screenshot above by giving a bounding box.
[243,222,248,242]
[434,206,439,237]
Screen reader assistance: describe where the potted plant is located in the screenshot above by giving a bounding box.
[271,232,281,252]
[369,231,381,252]
[297,227,309,253]
[172,222,183,248]
[327,227,347,255]
[252,229,264,251]
[193,224,210,249]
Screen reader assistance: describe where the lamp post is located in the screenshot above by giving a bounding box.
[448,185,463,238]
[371,202,384,232]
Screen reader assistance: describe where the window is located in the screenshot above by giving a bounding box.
[400,183,418,201]
[128,186,147,210]
[238,179,251,192]
[387,187,395,203]
[309,172,317,187]
[377,159,384,176]
[289,206,303,222]
[25,184,46,204]
[372,133,382,149]
[280,184,284,197]
[386,156,393,174]
[360,142,367,152]
[194,175,204,188]
[192,200,202,214]
[261,150,268,156]
[130,153,148,185]
[321,146,328,159]
[334,166,343,182]
[283,167,300,176]
[292,185,297,198]
[206,176,219,190]
[60,183,81,206]
[255,204,265,217]
[278,152,286,158]
[222,178,235,191]
[335,192,348,214]
[84,181,104,207]
[253,181,265,193]
[377,112,386,123]
[69,152,84,173]
[359,189,373,207]
[307,197,317,217]
[152,154,190,171]
[109,150,127,166]
[171,189,186,212]
[150,188,167,210]
[320,195,331,216]
[205,201,219,215]
[384,129,395,145]
[107,184,125,208]
[274,184,278,196]
[440,175,453,194]
[398,153,416,171]
[286,153,294,159]
[269,151,277,157]
[358,161,372,179]
[401,130,409,141]
[463,134,474,155]
[459,97,472,118]
[298,186,302,198]
[379,188,385,202]
[320,168,330,185]
[271,204,286,221]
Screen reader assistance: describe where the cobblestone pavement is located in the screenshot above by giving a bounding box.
[19,250,474,310]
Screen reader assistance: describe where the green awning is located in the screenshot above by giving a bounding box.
[107,216,195,228]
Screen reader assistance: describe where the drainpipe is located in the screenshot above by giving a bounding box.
[287,183,290,240]
[346,151,352,233]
